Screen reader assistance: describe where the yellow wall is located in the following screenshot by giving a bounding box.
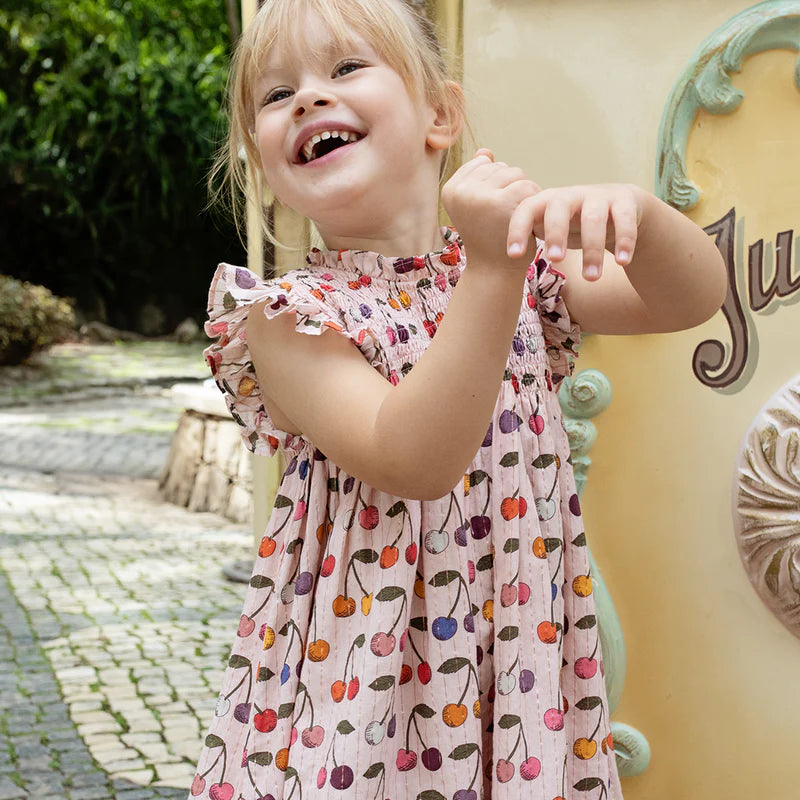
[464,2,800,798]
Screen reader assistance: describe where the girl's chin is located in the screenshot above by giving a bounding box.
[295,190,390,225]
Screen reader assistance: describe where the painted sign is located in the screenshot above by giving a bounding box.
[696,208,799,391]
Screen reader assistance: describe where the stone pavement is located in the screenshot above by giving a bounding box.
[0,343,254,799]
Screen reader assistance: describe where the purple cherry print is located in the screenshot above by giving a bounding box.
[330,765,354,790]
[454,521,469,546]
[499,409,522,433]
[421,746,442,770]
[295,571,313,595]
[470,515,491,539]
[519,669,535,693]
[235,267,256,289]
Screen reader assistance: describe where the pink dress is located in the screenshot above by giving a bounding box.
[191,227,622,800]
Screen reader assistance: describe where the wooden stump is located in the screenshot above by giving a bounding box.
[159,383,253,524]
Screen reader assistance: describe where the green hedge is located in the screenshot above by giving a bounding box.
[0,275,76,365]
[0,0,245,333]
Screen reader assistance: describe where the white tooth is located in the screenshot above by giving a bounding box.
[311,134,322,145]
[321,131,331,140]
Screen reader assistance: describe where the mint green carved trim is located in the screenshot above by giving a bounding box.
[560,368,650,777]
[561,368,612,496]
[610,722,652,776]
[656,0,800,210]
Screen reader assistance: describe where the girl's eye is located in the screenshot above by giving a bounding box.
[334,60,365,78]
[264,88,292,105]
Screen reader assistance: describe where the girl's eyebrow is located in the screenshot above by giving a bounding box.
[260,37,373,78]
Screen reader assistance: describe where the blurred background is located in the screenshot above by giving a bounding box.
[1,0,246,347]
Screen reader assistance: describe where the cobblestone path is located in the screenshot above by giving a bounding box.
[0,344,252,799]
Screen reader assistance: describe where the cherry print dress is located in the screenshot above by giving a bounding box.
[190,227,623,800]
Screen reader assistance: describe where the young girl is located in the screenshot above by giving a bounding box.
[192,1,726,798]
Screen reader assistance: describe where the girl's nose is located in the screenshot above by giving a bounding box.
[292,87,337,118]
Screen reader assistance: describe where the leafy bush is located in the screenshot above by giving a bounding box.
[0,0,245,333]
[0,275,76,365]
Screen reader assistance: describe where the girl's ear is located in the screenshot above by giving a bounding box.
[426,80,465,151]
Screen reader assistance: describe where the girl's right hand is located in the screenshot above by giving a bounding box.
[441,148,540,272]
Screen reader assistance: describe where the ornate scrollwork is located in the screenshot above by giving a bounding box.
[656,1,800,210]
[734,375,800,637]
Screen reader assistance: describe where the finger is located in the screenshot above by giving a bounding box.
[506,193,545,257]
[609,195,638,265]
[542,195,572,262]
[451,149,495,180]
[505,179,541,203]
[483,164,528,189]
[579,200,610,280]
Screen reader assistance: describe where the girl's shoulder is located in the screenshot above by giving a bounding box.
[203,263,383,458]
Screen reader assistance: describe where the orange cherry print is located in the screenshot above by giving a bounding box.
[332,595,356,617]
[572,575,593,597]
[573,737,597,760]
[537,620,558,643]
[442,703,468,727]
[307,639,330,662]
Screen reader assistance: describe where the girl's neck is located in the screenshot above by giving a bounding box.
[314,199,446,258]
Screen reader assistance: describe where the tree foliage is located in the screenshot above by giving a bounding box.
[0,0,245,332]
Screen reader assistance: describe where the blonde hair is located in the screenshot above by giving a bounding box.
[209,0,469,253]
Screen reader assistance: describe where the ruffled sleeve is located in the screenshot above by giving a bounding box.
[529,247,581,392]
[203,263,382,457]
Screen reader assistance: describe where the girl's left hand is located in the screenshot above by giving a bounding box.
[505,183,645,281]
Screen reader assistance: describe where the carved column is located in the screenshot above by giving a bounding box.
[560,369,651,777]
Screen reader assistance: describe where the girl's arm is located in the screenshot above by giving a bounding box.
[247,154,538,502]
[248,266,527,502]
[507,184,728,335]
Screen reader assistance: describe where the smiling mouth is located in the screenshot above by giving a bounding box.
[299,131,366,164]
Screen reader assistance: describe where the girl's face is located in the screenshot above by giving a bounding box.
[251,12,441,239]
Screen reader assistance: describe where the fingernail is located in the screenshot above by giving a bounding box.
[617,250,630,263]
[548,246,562,259]
[584,265,600,279]
[508,243,522,256]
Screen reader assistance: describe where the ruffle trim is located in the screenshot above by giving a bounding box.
[203,264,382,457]
[305,225,465,279]
[528,246,582,392]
